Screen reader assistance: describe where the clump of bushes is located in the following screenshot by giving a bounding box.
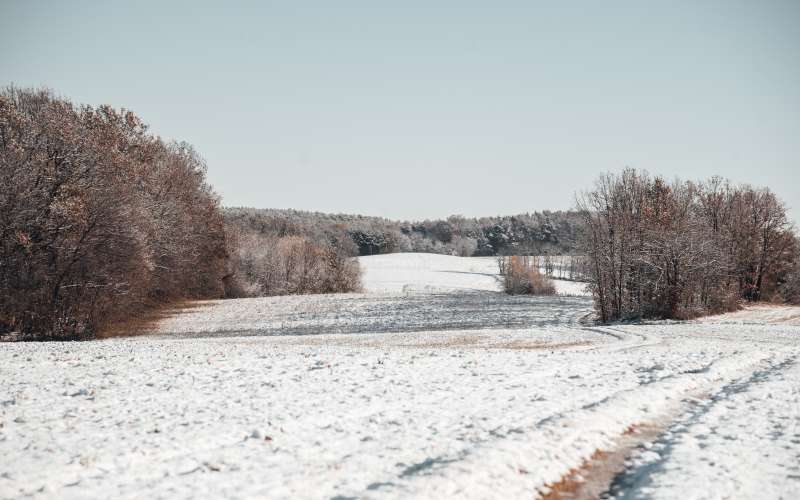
[498,256,556,296]
[225,229,361,297]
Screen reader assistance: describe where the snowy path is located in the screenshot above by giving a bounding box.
[607,354,800,499]
[1,254,798,499]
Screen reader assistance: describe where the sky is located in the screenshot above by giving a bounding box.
[2,1,799,222]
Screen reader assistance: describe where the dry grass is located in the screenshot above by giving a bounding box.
[284,334,596,351]
[97,300,212,339]
[400,335,486,348]
[284,333,488,349]
[496,340,593,351]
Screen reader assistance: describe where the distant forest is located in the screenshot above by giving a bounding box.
[223,207,585,257]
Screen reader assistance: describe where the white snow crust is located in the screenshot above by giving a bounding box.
[1,253,797,499]
[359,253,589,296]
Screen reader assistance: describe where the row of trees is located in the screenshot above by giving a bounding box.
[0,88,365,340]
[0,88,229,339]
[223,207,584,257]
[578,169,797,321]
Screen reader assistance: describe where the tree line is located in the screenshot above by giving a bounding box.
[578,169,799,321]
[0,88,363,340]
[223,207,585,257]
[0,88,230,339]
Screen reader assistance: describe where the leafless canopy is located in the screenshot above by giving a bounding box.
[577,169,796,321]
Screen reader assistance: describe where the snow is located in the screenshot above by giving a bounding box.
[609,357,800,499]
[1,253,798,499]
[697,303,800,325]
[359,253,589,296]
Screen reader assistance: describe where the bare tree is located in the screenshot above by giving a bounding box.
[577,169,794,322]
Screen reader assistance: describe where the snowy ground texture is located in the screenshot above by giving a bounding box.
[2,254,799,499]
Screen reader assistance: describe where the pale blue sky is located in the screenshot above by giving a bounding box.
[2,1,799,221]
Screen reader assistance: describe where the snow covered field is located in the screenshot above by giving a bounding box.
[359,253,589,296]
[2,254,798,499]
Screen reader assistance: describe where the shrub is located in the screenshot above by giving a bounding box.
[226,231,361,297]
[498,256,556,296]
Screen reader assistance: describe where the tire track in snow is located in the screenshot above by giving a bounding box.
[389,348,776,498]
[601,354,799,499]
[336,345,769,499]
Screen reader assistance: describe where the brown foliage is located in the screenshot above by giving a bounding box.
[225,230,361,297]
[0,87,227,340]
[498,256,556,296]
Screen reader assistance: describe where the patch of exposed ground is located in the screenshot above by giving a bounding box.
[538,423,663,500]
[98,300,213,339]
[498,340,594,351]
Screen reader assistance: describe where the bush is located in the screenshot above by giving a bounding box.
[226,231,361,296]
[498,256,556,296]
